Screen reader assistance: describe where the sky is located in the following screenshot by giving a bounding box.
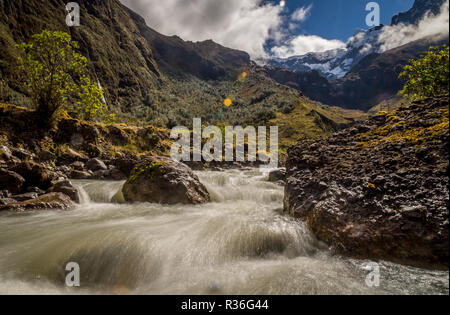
[120,0,448,60]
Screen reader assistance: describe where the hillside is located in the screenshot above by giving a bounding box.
[0,0,364,138]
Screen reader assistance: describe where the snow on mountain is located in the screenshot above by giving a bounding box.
[268,0,447,80]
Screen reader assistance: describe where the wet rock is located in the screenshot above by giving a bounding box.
[111,158,137,177]
[12,192,39,202]
[71,161,85,171]
[0,198,16,206]
[284,97,449,268]
[268,168,286,183]
[27,186,46,195]
[122,157,210,205]
[70,170,92,180]
[110,168,126,181]
[0,193,74,212]
[86,158,107,172]
[48,179,80,203]
[0,169,25,194]
[61,148,88,163]
[91,170,110,180]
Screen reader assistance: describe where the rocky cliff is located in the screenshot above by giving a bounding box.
[284,96,449,268]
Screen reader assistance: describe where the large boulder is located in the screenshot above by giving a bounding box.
[268,168,286,183]
[0,169,25,194]
[11,162,55,190]
[48,179,80,203]
[0,193,74,212]
[284,97,449,268]
[60,148,88,163]
[122,157,210,205]
[86,158,107,172]
[70,170,92,180]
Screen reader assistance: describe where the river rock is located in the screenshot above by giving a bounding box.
[70,170,92,180]
[10,147,34,160]
[0,198,16,206]
[48,179,79,203]
[86,158,107,172]
[0,145,12,161]
[38,150,56,162]
[268,168,286,183]
[61,148,88,163]
[0,192,74,212]
[0,169,25,194]
[12,192,39,202]
[11,162,54,190]
[122,157,210,205]
[284,97,449,268]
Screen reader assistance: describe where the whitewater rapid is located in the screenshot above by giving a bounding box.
[0,169,448,295]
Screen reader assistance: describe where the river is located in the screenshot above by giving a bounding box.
[0,169,448,295]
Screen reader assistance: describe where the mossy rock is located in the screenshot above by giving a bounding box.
[122,157,210,205]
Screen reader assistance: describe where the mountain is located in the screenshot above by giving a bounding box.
[268,0,447,80]
[265,35,449,111]
[392,0,446,25]
[268,25,385,80]
[0,0,365,140]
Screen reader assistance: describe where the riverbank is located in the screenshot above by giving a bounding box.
[284,96,449,269]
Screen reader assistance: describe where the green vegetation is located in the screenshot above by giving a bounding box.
[356,107,449,148]
[399,45,449,102]
[16,30,112,126]
[270,98,368,149]
[129,161,166,182]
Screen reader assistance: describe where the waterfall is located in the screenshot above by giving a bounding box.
[0,169,448,295]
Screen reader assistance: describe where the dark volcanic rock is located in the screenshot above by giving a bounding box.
[11,162,54,190]
[48,180,80,203]
[0,169,25,195]
[268,168,286,183]
[70,170,93,180]
[123,157,210,205]
[86,158,107,172]
[0,193,74,212]
[284,97,449,268]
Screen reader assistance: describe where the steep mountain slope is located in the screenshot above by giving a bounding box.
[0,0,162,111]
[0,0,364,137]
[392,0,446,25]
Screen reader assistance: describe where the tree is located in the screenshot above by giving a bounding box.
[399,45,449,102]
[17,30,112,125]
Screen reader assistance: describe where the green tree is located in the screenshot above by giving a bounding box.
[399,45,449,102]
[17,30,112,125]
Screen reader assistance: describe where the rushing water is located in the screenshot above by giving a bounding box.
[0,169,448,295]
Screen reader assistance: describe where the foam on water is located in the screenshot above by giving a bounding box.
[0,169,448,295]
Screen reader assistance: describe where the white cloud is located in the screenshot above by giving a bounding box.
[120,0,283,60]
[271,35,346,58]
[291,4,313,22]
[378,0,449,52]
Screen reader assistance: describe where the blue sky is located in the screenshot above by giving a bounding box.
[276,0,415,41]
[122,0,420,59]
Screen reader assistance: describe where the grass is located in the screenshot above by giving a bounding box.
[356,107,449,148]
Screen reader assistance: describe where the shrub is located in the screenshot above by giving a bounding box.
[17,30,111,126]
[399,45,449,102]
